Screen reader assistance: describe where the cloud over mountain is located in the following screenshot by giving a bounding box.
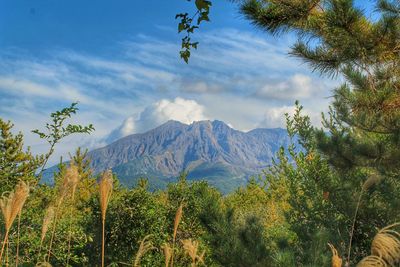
[105,97,208,143]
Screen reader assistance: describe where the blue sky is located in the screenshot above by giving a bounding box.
[0,0,372,163]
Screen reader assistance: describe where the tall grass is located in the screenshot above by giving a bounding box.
[347,172,383,264]
[162,243,172,267]
[39,206,55,254]
[0,180,30,265]
[47,163,79,263]
[133,235,154,267]
[65,163,80,266]
[170,203,183,267]
[356,223,400,266]
[328,243,342,267]
[99,170,113,267]
[181,239,205,267]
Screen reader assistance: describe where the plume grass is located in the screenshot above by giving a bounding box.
[357,223,400,266]
[41,206,55,246]
[162,243,172,267]
[328,243,342,267]
[99,170,113,267]
[65,163,80,266]
[348,172,382,264]
[181,239,205,267]
[170,203,183,267]
[47,163,79,262]
[371,223,400,266]
[133,235,155,267]
[38,205,55,261]
[357,255,388,266]
[0,180,30,265]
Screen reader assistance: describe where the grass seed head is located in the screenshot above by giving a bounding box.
[182,239,198,262]
[41,206,55,243]
[0,180,30,231]
[99,170,113,221]
[173,203,183,242]
[134,235,155,267]
[356,255,388,267]
[66,162,80,196]
[182,239,205,266]
[162,243,172,267]
[371,223,400,266]
[57,163,79,205]
[328,243,342,267]
[362,173,383,191]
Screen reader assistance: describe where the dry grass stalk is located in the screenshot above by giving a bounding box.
[67,163,80,197]
[371,223,400,266]
[356,255,388,267]
[170,203,183,267]
[47,163,80,263]
[65,163,80,266]
[362,173,383,191]
[181,239,205,267]
[0,180,30,264]
[99,170,113,222]
[15,212,22,267]
[162,243,172,267]
[328,243,342,267]
[35,262,53,267]
[348,172,382,264]
[99,170,113,267]
[356,223,400,266]
[173,203,183,242]
[41,206,55,246]
[133,235,155,267]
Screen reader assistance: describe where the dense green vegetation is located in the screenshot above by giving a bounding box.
[0,0,399,266]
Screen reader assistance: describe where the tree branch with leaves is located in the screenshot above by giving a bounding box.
[32,102,94,183]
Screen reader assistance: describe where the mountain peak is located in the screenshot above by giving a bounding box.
[49,119,292,193]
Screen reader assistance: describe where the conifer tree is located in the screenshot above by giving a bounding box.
[0,119,44,193]
[240,0,400,175]
[239,0,400,263]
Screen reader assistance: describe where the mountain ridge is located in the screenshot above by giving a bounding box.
[45,120,292,193]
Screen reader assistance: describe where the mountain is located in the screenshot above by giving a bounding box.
[45,120,292,193]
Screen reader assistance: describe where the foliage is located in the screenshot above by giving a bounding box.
[0,119,44,193]
[176,0,212,63]
[240,0,400,265]
[32,102,94,182]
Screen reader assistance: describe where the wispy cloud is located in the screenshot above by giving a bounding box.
[0,27,338,164]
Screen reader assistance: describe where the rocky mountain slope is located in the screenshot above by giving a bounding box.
[83,120,291,192]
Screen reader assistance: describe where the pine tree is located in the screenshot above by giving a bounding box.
[240,0,400,263]
[0,119,44,193]
[241,0,400,174]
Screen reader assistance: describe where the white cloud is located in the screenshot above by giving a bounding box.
[257,105,323,128]
[106,97,208,143]
[255,74,319,100]
[0,27,339,164]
